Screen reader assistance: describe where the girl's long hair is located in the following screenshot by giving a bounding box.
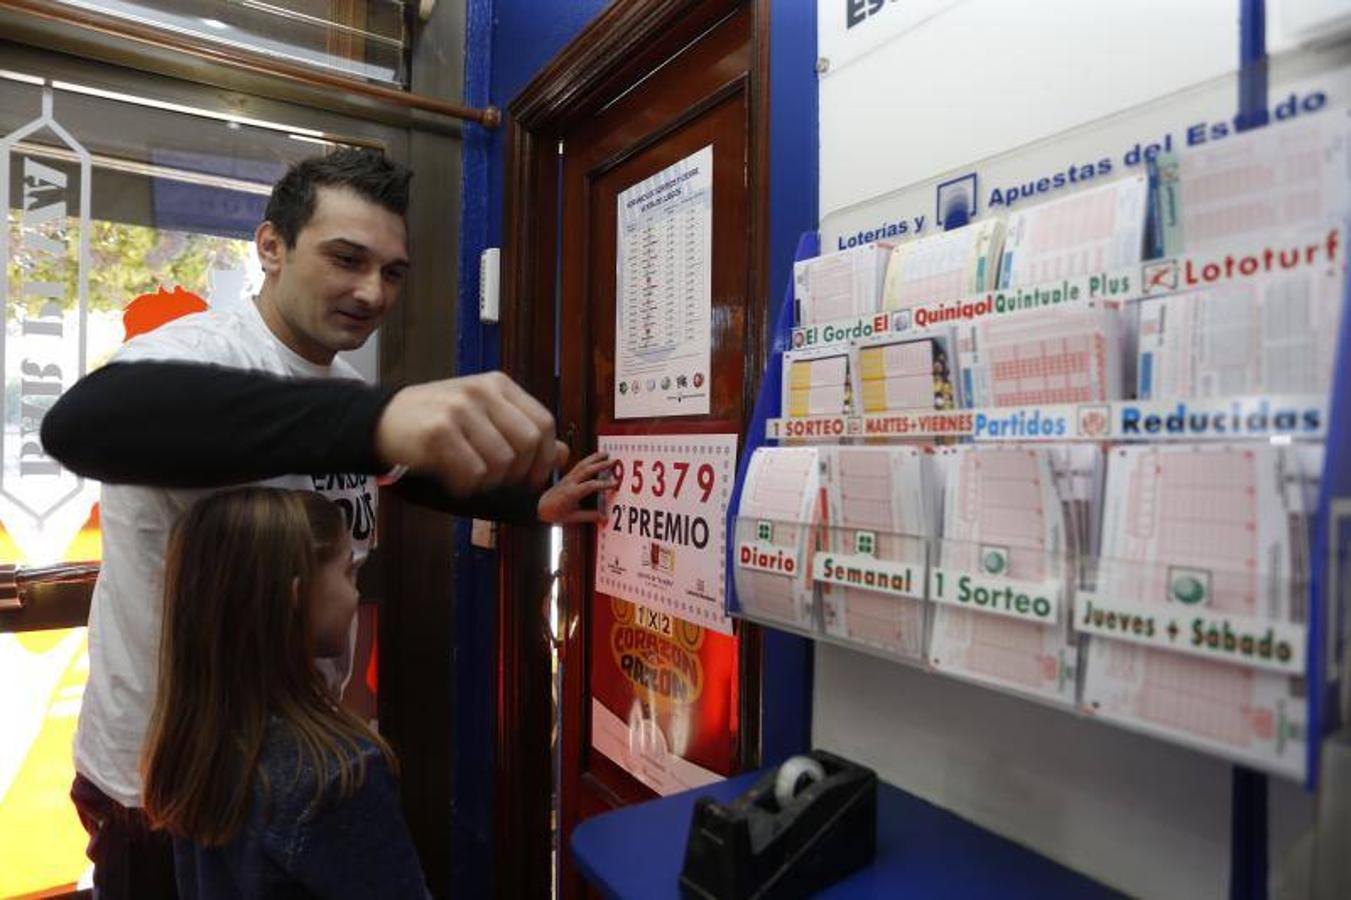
[141,487,393,845]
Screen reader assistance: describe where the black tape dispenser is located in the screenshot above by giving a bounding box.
[679,750,877,899]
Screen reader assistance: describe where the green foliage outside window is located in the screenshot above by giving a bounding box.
[6,211,250,317]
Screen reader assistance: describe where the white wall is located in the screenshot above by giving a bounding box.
[809,2,1328,896]
[814,645,1316,898]
[819,3,1351,251]
[1269,0,1351,53]
[819,0,1239,232]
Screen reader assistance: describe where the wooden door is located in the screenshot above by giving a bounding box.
[556,7,763,896]
[499,2,768,897]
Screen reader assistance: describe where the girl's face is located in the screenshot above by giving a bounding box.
[306,532,359,658]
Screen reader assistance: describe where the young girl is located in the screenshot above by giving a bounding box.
[142,487,429,899]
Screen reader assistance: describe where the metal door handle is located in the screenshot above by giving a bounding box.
[0,562,100,631]
[0,561,100,612]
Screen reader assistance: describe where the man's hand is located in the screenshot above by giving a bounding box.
[538,451,616,525]
[375,372,563,494]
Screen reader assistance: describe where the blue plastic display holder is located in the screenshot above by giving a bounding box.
[1228,16,1274,899]
[1308,237,1351,788]
[724,230,819,616]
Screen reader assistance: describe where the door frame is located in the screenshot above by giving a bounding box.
[497,1,771,895]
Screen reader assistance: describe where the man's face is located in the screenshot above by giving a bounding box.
[259,186,409,363]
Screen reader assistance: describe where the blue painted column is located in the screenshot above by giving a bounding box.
[1230,3,1270,899]
[758,0,821,767]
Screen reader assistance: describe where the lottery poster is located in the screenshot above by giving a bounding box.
[589,595,739,796]
[595,433,738,634]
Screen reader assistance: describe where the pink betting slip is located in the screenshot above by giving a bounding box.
[957,305,1123,408]
[882,219,1005,311]
[734,447,823,629]
[929,446,1078,706]
[1137,267,1344,399]
[1158,116,1349,256]
[999,174,1149,289]
[819,446,937,661]
[794,243,892,325]
[1082,444,1310,779]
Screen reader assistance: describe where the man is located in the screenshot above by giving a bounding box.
[41,149,606,898]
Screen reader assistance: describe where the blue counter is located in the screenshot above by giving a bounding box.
[572,771,1122,898]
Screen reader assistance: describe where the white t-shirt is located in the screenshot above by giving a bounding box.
[75,300,379,807]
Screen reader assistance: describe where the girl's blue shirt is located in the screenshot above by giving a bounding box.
[173,720,431,899]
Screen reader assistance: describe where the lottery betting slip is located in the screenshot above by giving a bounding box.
[734,447,823,630]
[881,218,1005,312]
[956,304,1127,408]
[852,330,959,415]
[818,447,941,661]
[784,348,853,418]
[1137,267,1345,399]
[927,446,1085,707]
[1157,115,1351,257]
[794,242,892,325]
[998,174,1150,290]
[1081,443,1316,778]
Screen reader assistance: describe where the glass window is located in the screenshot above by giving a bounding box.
[2,60,391,896]
[49,0,410,86]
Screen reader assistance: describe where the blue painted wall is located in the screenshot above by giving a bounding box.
[452,2,818,892]
[761,0,819,768]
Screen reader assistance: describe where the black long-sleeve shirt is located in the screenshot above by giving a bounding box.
[40,361,541,524]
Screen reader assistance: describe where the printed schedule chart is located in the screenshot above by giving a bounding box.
[615,146,714,418]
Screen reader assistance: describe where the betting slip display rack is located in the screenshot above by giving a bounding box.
[723,149,1351,791]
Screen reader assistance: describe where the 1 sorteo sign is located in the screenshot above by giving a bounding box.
[610,596,705,709]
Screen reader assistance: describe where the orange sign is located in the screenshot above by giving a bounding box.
[590,594,738,795]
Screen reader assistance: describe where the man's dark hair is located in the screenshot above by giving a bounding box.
[264,148,412,247]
